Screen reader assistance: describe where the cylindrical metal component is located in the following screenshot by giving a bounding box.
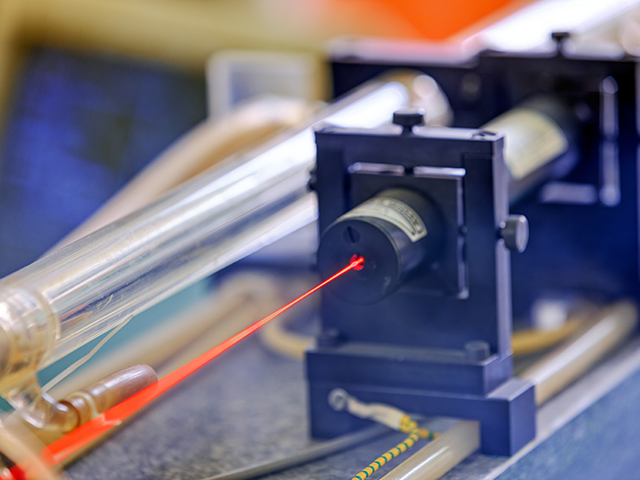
[521,301,637,405]
[317,189,440,304]
[500,214,530,253]
[483,95,580,202]
[61,364,158,428]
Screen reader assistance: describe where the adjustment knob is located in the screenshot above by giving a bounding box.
[500,215,529,253]
[393,108,425,134]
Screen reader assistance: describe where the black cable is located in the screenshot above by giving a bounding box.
[200,425,390,480]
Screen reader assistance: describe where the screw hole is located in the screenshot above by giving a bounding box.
[344,226,360,244]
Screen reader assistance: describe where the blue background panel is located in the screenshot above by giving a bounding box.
[0,48,207,276]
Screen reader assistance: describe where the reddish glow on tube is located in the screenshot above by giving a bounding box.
[8,466,26,480]
[42,256,364,466]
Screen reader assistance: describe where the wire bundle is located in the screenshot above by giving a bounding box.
[351,415,437,480]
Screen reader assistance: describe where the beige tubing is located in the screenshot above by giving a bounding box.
[260,314,314,361]
[521,301,638,405]
[260,314,587,361]
[380,301,637,480]
[0,419,59,480]
[511,320,583,356]
[379,421,480,480]
[155,276,284,377]
[47,274,284,398]
[54,96,313,249]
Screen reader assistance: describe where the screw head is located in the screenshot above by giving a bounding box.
[328,388,349,411]
[465,340,491,361]
[316,329,341,348]
[393,108,425,134]
[500,215,529,253]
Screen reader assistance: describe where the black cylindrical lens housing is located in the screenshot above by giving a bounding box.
[317,188,439,305]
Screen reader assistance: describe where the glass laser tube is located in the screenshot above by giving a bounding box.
[0,80,410,393]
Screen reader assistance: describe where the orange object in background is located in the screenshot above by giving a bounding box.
[275,0,533,44]
[378,0,517,40]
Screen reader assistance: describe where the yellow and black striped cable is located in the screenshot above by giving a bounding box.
[350,416,438,480]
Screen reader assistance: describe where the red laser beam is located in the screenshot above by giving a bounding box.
[350,254,364,271]
[42,255,364,466]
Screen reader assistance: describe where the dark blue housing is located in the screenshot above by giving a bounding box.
[307,121,536,455]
